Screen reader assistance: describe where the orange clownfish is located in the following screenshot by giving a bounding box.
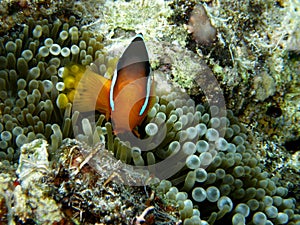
[73,34,154,136]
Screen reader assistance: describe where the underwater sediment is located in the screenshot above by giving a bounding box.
[0,0,299,224]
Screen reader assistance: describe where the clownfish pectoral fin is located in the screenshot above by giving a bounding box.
[110,33,152,114]
[73,67,111,118]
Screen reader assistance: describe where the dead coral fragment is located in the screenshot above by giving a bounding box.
[52,139,153,224]
[253,72,276,102]
[14,139,63,224]
[187,4,217,45]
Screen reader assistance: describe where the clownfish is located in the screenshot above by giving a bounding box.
[73,34,154,136]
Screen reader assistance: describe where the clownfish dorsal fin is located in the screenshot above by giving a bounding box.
[109,33,152,116]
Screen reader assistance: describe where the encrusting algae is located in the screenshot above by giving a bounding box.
[0,0,299,224]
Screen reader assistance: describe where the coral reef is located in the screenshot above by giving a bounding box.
[102,76,299,224]
[60,68,299,224]
[168,0,300,212]
[168,0,299,148]
[0,0,299,224]
[1,139,177,224]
